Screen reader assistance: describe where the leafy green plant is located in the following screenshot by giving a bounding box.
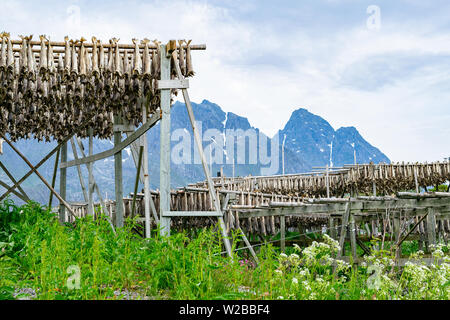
[1,199,449,300]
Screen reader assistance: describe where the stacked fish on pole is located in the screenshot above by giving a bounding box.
[0,33,196,142]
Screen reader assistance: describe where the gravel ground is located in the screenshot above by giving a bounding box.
[111,289,153,300]
[12,287,154,300]
[13,288,37,300]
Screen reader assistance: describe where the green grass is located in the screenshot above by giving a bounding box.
[0,199,449,300]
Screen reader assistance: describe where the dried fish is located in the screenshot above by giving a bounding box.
[0,32,7,70]
[0,34,197,142]
[6,34,14,70]
[142,38,151,76]
[91,37,100,75]
[39,35,48,74]
[186,40,195,77]
[132,38,142,77]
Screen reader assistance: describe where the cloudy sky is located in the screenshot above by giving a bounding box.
[3,0,450,162]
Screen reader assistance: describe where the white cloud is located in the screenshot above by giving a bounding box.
[2,0,449,163]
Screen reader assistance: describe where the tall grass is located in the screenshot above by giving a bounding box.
[0,199,449,300]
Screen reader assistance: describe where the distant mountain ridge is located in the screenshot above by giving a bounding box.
[279,108,389,170]
[0,100,390,203]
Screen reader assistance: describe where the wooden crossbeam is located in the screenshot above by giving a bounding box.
[157,79,189,90]
[162,211,223,217]
[61,113,160,168]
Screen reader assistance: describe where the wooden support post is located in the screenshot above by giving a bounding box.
[326,165,330,198]
[88,128,94,217]
[394,212,401,259]
[59,142,67,222]
[75,139,108,215]
[280,213,286,253]
[338,199,351,258]
[329,217,336,239]
[128,137,159,225]
[142,99,156,236]
[160,44,172,237]
[414,167,419,193]
[427,208,437,249]
[48,147,60,208]
[349,212,357,263]
[69,138,88,202]
[131,146,144,218]
[114,114,124,228]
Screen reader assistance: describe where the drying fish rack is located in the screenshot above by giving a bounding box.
[57,187,450,265]
[2,35,449,263]
[0,35,235,258]
[192,162,450,196]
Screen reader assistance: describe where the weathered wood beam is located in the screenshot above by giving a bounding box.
[48,147,60,208]
[0,160,30,202]
[60,113,160,168]
[131,146,144,218]
[0,181,28,202]
[69,138,88,202]
[1,136,77,220]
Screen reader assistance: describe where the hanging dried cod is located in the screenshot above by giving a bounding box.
[0,34,197,142]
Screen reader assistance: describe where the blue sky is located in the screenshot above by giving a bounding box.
[2,0,450,162]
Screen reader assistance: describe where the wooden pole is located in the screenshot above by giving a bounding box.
[48,147,60,208]
[59,142,68,222]
[141,98,155,237]
[131,146,144,218]
[329,217,336,239]
[326,165,330,198]
[338,199,351,258]
[239,227,260,265]
[414,167,419,193]
[114,114,124,228]
[88,128,94,217]
[280,213,286,253]
[69,138,88,202]
[349,212,358,263]
[74,138,105,208]
[160,44,172,237]
[427,208,437,250]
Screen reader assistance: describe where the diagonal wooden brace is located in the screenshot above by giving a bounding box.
[0,136,78,219]
[0,160,30,201]
[171,50,233,259]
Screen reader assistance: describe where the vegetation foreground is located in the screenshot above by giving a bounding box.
[0,200,449,300]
